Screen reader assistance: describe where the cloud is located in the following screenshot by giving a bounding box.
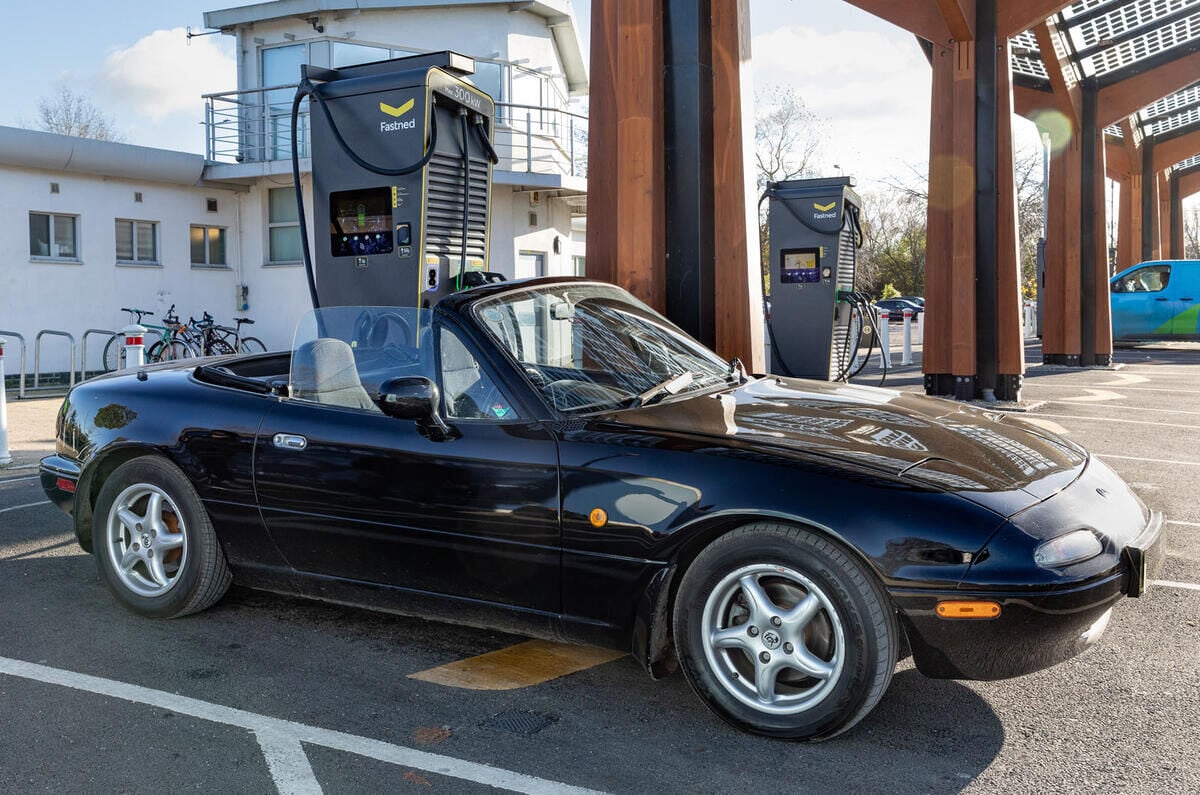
[750,26,933,185]
[101,28,236,121]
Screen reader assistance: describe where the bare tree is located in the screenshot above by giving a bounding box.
[1186,205,1200,259]
[755,86,824,188]
[34,86,123,141]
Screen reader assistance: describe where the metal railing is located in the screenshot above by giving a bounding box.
[33,330,76,391]
[0,331,27,398]
[202,86,588,178]
[80,329,118,381]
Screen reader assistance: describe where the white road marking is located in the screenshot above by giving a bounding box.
[1035,413,1199,430]
[0,475,41,484]
[0,655,603,795]
[1023,383,1197,395]
[1059,389,1125,403]
[0,500,50,514]
[1096,454,1200,467]
[257,730,322,795]
[1097,373,1150,386]
[1167,520,1200,528]
[1152,580,1200,592]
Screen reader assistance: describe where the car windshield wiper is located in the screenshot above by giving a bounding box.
[631,371,695,408]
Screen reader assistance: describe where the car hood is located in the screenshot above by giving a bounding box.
[606,377,1087,517]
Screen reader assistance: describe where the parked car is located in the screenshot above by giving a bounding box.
[874,298,923,318]
[896,296,925,308]
[41,278,1162,740]
[1110,259,1200,340]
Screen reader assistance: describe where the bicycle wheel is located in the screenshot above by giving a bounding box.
[238,336,267,353]
[149,340,197,363]
[205,338,236,357]
[102,336,124,373]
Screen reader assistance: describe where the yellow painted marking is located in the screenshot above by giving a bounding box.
[379,98,415,117]
[408,640,625,691]
[813,201,837,212]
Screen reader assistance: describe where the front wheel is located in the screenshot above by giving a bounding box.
[673,523,898,740]
[237,336,267,354]
[93,456,231,618]
[101,336,124,373]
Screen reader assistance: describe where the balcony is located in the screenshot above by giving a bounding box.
[201,84,588,183]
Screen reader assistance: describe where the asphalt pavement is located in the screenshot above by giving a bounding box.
[1,340,1197,794]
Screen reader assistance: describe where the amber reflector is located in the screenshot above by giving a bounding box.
[936,601,1001,619]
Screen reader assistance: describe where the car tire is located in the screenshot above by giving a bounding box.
[93,456,232,619]
[672,523,897,740]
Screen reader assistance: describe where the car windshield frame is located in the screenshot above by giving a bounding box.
[470,282,737,415]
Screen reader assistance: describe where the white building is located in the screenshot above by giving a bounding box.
[0,0,587,386]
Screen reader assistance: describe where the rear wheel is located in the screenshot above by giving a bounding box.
[93,456,231,619]
[673,523,897,740]
[238,336,267,354]
[102,336,123,372]
[204,338,236,357]
[147,340,197,363]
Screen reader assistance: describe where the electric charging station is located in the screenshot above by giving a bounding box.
[294,51,498,310]
[765,177,868,380]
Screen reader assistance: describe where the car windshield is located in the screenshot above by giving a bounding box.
[472,282,734,413]
[290,306,434,407]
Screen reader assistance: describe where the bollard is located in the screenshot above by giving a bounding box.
[902,309,914,365]
[0,338,11,467]
[121,324,147,370]
[848,308,861,373]
[878,310,890,369]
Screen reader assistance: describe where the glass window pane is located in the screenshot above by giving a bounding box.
[472,62,503,101]
[262,44,306,86]
[332,42,389,68]
[54,216,76,258]
[29,213,50,257]
[439,326,517,421]
[190,226,207,264]
[136,222,156,261]
[116,220,134,260]
[270,226,303,262]
[209,227,227,265]
[269,187,299,223]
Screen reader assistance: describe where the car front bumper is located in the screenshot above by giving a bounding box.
[893,510,1164,681]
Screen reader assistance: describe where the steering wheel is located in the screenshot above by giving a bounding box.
[355,311,413,349]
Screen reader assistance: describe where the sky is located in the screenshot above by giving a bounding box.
[0,0,1002,193]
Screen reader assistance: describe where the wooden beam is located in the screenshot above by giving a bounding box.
[1013,84,1052,119]
[1043,136,1082,361]
[1105,138,1131,179]
[924,43,955,379]
[1032,19,1081,131]
[998,0,1073,38]
[951,40,977,381]
[585,0,666,311]
[1182,169,1200,200]
[710,0,763,370]
[1088,125,1113,361]
[936,0,974,42]
[1152,127,1200,173]
[842,0,953,44]
[995,39,1025,381]
[1099,48,1200,128]
[1116,175,1141,271]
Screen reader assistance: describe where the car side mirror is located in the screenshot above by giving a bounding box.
[377,377,454,436]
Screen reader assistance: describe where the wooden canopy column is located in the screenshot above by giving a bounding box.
[587,0,761,370]
[1169,172,1184,258]
[1112,119,1144,273]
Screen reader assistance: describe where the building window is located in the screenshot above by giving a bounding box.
[191,225,228,268]
[268,187,302,263]
[29,212,79,260]
[116,219,159,265]
[572,255,586,277]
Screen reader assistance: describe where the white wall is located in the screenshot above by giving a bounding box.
[0,165,245,376]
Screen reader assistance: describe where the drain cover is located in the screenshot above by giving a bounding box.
[479,710,558,735]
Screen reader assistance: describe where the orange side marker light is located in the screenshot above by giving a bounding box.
[936,601,1001,619]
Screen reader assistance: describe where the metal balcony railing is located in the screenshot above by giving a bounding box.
[202,85,588,179]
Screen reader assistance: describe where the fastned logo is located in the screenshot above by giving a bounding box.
[813,200,838,219]
[379,98,417,132]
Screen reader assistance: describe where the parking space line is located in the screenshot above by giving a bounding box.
[409,640,626,691]
[0,655,603,795]
[1023,384,1197,395]
[1035,413,1198,430]
[257,729,322,795]
[0,500,50,514]
[1152,580,1200,592]
[1167,520,1200,528]
[1095,454,1200,467]
[0,475,41,484]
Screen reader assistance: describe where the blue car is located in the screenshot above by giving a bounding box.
[1110,260,1200,340]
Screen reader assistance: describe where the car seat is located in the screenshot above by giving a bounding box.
[290,338,381,412]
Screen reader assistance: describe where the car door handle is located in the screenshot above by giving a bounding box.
[272,433,308,450]
[1182,297,1194,302]
[1155,297,1169,301]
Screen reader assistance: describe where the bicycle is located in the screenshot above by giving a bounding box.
[187,312,267,355]
[103,306,199,371]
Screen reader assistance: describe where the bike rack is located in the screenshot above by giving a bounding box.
[80,328,118,381]
[0,330,27,399]
[33,329,77,391]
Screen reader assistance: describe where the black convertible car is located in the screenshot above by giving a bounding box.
[41,278,1163,739]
